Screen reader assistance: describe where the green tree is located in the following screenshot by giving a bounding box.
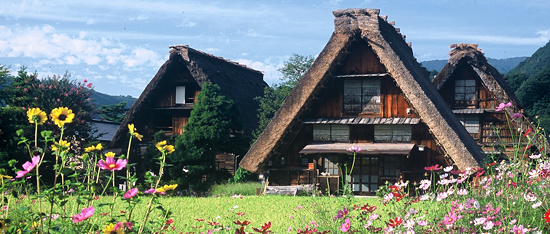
[253,54,314,140]
[0,66,97,178]
[169,83,247,191]
[98,101,128,122]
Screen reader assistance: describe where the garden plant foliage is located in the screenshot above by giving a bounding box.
[3,97,550,233]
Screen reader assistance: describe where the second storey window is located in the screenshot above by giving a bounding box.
[344,78,380,113]
[374,125,411,143]
[457,114,479,134]
[313,125,349,142]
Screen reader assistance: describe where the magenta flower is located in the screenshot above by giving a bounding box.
[144,188,165,195]
[124,188,138,199]
[512,225,529,234]
[443,212,457,225]
[495,102,512,111]
[71,206,94,223]
[16,156,40,178]
[340,218,350,232]
[347,146,361,153]
[86,82,93,88]
[511,112,523,118]
[97,157,127,171]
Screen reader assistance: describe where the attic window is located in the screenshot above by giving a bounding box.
[344,78,380,113]
[454,80,475,103]
[175,86,186,104]
[313,125,349,142]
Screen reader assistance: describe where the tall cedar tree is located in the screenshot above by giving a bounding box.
[169,82,246,190]
[0,66,96,179]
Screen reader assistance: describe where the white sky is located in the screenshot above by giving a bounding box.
[1,0,549,97]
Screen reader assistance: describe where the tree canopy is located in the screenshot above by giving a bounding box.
[253,54,314,140]
[169,82,246,190]
[0,66,96,176]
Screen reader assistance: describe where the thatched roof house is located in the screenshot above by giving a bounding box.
[433,43,547,153]
[110,45,267,148]
[240,8,486,182]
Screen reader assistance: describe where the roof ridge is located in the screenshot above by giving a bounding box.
[169,45,263,74]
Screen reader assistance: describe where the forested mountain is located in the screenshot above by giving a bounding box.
[421,57,527,74]
[90,91,136,109]
[504,41,550,134]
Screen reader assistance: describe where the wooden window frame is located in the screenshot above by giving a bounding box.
[454,79,476,105]
[457,114,480,134]
[374,125,412,143]
[343,78,381,113]
[313,124,349,142]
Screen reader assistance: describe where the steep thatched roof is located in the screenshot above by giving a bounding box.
[240,9,486,173]
[109,45,267,148]
[433,43,547,149]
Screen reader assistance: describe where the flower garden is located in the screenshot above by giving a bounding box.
[2,104,550,233]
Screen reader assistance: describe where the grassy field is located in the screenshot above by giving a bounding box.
[9,193,380,233]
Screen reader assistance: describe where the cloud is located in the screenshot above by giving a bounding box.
[129,15,149,21]
[412,30,550,46]
[235,58,283,85]
[0,24,164,68]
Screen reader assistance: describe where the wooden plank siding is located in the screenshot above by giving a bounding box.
[266,40,445,192]
[436,63,521,157]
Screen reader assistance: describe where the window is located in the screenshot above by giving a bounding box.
[383,156,399,177]
[175,86,186,104]
[374,125,411,142]
[457,114,479,134]
[313,125,349,142]
[454,80,475,102]
[323,156,339,175]
[344,79,380,113]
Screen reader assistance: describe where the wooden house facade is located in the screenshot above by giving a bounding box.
[432,44,546,158]
[110,45,267,174]
[240,9,486,195]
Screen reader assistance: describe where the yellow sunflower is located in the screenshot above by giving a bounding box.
[156,184,178,193]
[26,107,47,125]
[102,223,124,234]
[128,124,143,141]
[155,141,175,154]
[51,140,70,152]
[155,140,167,152]
[85,143,103,153]
[50,107,75,128]
[104,151,116,158]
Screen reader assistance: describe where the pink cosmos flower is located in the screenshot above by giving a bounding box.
[83,78,88,83]
[71,206,94,223]
[340,219,350,232]
[443,212,457,226]
[347,146,361,153]
[16,156,40,178]
[86,83,93,88]
[124,188,138,199]
[144,188,165,195]
[97,157,127,171]
[511,112,523,118]
[495,102,512,111]
[512,225,529,234]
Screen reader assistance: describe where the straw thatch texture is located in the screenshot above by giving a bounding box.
[109,45,266,148]
[240,9,486,173]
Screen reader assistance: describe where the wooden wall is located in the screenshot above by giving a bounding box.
[438,64,497,109]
